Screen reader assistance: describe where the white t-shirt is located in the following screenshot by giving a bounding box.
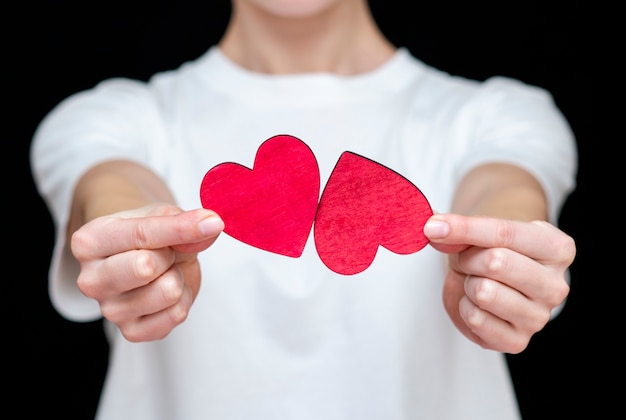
[31,47,577,420]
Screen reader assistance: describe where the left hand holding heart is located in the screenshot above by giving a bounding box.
[423,214,575,354]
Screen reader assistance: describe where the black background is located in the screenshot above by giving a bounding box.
[7,1,597,419]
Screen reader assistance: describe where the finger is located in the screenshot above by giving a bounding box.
[463,275,550,334]
[452,246,550,300]
[457,296,529,353]
[424,214,574,263]
[73,208,224,259]
[100,264,187,325]
[118,280,195,343]
[77,247,176,299]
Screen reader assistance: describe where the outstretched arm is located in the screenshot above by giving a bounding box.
[68,159,224,342]
[424,162,575,353]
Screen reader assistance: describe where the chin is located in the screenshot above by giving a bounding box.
[243,0,348,18]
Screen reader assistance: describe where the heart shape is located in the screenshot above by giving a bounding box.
[200,134,320,257]
[314,152,433,275]
[200,135,433,274]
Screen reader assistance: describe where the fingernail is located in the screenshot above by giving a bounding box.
[198,216,224,236]
[423,219,449,239]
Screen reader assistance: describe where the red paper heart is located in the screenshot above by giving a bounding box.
[200,135,320,257]
[314,152,433,275]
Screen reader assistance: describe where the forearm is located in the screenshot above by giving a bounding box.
[67,159,176,237]
[451,162,548,222]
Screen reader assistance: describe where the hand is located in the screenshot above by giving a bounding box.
[70,203,224,342]
[424,214,575,353]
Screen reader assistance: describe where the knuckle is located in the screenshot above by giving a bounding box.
[536,269,571,308]
[99,301,125,324]
[165,281,192,326]
[134,250,159,280]
[70,229,91,259]
[121,324,146,343]
[120,320,172,343]
[76,272,98,298]
[548,279,570,308]
[520,309,551,343]
[465,305,488,330]
[131,222,152,249]
[494,220,516,248]
[506,336,529,354]
[553,234,577,265]
[535,310,551,330]
[484,248,508,277]
[151,203,182,217]
[159,270,185,306]
[473,278,498,307]
[167,303,190,325]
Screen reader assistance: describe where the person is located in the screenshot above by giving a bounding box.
[30,0,577,419]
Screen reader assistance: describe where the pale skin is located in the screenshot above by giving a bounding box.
[68,0,575,352]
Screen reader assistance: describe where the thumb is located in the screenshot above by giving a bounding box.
[423,215,470,254]
[170,209,225,254]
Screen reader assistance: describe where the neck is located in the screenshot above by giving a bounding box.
[218,0,396,75]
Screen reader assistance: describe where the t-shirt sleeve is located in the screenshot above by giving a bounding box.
[452,76,577,224]
[30,78,169,321]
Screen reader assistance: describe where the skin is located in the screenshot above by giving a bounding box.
[68,0,575,352]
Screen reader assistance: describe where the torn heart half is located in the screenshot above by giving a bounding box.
[314,152,433,275]
[200,134,320,258]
